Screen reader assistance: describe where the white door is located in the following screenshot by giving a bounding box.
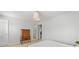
[0,20,8,46]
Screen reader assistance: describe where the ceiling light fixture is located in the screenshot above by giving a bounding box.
[32,11,40,21]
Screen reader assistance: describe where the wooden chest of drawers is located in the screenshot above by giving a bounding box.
[21,29,30,41]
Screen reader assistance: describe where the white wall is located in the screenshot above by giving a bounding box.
[42,12,79,45]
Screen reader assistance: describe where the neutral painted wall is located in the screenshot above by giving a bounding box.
[42,12,79,45]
